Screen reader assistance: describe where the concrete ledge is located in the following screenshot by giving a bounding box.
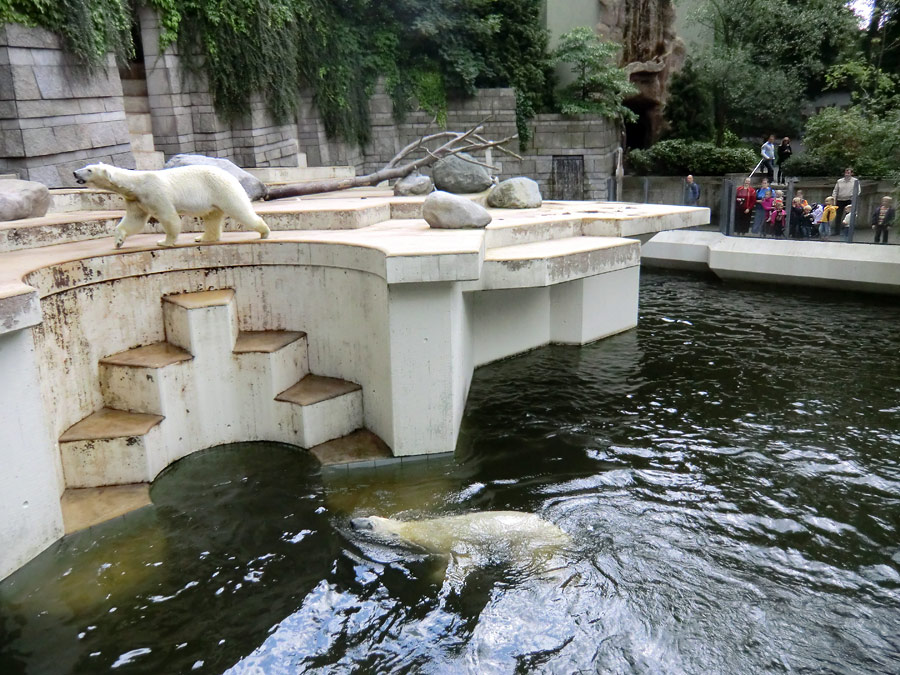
[641,230,724,271]
[642,230,900,295]
[710,237,900,295]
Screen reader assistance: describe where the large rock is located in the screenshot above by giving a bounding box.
[487,177,542,209]
[422,191,492,229]
[393,172,434,196]
[0,179,50,221]
[432,153,493,194]
[164,154,268,201]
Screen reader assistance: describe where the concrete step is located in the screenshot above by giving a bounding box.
[123,95,150,114]
[130,132,156,153]
[233,330,310,401]
[163,289,238,354]
[134,150,165,170]
[309,429,392,467]
[121,78,148,97]
[276,374,363,447]
[126,113,153,135]
[59,407,166,488]
[60,483,151,533]
[99,342,193,415]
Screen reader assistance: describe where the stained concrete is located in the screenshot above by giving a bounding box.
[60,483,151,534]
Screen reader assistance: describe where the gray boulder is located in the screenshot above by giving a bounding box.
[432,153,493,194]
[422,191,492,229]
[0,179,50,221]
[487,177,542,209]
[164,154,268,201]
[393,172,434,196]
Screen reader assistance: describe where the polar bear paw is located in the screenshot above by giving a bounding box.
[157,239,177,248]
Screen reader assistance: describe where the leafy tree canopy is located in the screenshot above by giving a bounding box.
[551,26,637,121]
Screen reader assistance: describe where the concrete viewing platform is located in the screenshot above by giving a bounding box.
[642,230,900,295]
[0,186,705,579]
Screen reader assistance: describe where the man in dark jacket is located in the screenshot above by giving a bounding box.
[871,196,896,244]
[685,175,700,206]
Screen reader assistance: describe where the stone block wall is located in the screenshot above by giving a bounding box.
[299,85,619,200]
[0,25,134,186]
[137,7,300,168]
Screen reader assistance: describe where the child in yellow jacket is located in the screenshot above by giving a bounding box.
[818,196,837,239]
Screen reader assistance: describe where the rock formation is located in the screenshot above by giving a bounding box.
[596,0,685,147]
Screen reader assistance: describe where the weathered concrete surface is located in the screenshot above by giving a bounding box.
[0,193,705,579]
[60,483,151,534]
[642,230,900,295]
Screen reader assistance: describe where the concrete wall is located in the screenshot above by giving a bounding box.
[301,86,620,201]
[0,25,134,186]
[137,7,301,169]
[0,327,64,580]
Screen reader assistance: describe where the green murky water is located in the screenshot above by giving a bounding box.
[2,271,900,674]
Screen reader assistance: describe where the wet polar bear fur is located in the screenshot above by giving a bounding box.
[351,511,571,561]
[73,163,270,248]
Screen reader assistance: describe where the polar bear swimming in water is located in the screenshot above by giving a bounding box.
[351,511,572,583]
[73,163,270,248]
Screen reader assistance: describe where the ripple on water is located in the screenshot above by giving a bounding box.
[3,273,900,674]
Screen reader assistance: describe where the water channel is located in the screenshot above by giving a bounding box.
[2,271,899,674]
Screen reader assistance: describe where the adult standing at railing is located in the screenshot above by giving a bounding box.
[734,177,756,235]
[685,174,700,206]
[752,178,775,235]
[776,137,792,184]
[832,168,859,236]
[871,196,895,245]
[761,135,776,183]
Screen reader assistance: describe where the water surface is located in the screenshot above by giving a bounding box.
[2,272,900,673]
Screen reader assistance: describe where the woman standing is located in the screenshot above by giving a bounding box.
[776,137,792,184]
[752,178,775,235]
[735,177,756,235]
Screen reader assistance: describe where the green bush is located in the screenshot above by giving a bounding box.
[781,154,836,177]
[626,140,755,176]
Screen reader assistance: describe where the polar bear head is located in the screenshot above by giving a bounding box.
[351,516,404,540]
[73,163,114,188]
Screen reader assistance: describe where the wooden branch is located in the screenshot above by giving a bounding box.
[264,117,515,201]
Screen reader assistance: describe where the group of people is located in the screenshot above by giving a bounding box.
[733,167,896,243]
[760,135,793,184]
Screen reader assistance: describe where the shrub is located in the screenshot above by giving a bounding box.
[626,140,755,176]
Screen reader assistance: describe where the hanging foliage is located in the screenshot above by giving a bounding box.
[2,0,553,147]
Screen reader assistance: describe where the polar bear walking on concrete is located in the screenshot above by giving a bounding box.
[73,163,270,248]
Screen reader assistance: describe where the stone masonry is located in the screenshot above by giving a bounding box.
[1,10,617,194]
[0,25,134,186]
[136,7,301,170]
[299,85,619,200]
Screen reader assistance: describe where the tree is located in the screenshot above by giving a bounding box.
[663,59,714,141]
[551,27,637,120]
[799,105,900,177]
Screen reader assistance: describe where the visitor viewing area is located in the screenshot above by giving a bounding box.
[0,186,706,579]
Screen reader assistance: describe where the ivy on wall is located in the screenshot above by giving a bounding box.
[1,0,554,147]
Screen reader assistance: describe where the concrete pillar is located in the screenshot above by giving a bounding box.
[0,327,63,580]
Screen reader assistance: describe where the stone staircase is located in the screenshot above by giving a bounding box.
[121,74,165,170]
[58,289,375,488]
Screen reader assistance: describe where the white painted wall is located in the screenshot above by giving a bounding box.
[0,329,64,580]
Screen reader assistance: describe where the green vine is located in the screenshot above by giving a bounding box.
[2,0,553,148]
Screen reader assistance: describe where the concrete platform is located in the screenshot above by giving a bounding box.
[643,230,900,295]
[0,191,705,581]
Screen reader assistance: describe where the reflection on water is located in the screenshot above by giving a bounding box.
[3,271,900,674]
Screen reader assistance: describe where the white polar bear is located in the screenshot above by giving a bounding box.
[73,163,270,248]
[351,511,571,562]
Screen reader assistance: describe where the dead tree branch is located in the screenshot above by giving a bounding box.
[264,118,517,201]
